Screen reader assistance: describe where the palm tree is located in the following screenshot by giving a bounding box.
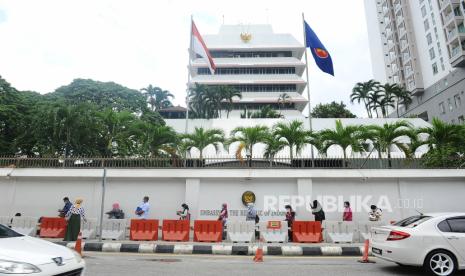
[182,127,225,162]
[216,85,242,119]
[97,109,137,157]
[366,121,413,167]
[307,131,326,157]
[417,118,463,167]
[351,80,379,118]
[319,120,369,166]
[263,133,286,167]
[227,126,269,161]
[133,122,178,157]
[394,88,413,117]
[273,120,308,161]
[367,87,383,118]
[379,83,398,117]
[141,85,174,111]
[278,93,291,115]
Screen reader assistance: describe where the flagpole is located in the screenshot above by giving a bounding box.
[302,13,315,161]
[185,15,193,134]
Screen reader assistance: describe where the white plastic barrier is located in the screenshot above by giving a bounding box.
[226,221,255,243]
[11,217,38,236]
[81,218,97,240]
[324,221,355,243]
[101,219,127,240]
[259,221,288,243]
[357,221,386,242]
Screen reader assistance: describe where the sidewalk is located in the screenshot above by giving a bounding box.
[52,239,369,257]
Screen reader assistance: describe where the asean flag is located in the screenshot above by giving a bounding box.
[192,21,216,74]
[304,20,334,76]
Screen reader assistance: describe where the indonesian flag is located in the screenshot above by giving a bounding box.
[191,21,216,74]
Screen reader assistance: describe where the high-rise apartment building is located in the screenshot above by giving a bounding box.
[365,0,465,124]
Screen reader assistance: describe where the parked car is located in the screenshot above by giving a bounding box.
[371,213,465,276]
[0,224,85,275]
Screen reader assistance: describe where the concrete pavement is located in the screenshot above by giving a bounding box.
[82,252,465,276]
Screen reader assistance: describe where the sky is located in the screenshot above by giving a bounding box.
[0,0,374,117]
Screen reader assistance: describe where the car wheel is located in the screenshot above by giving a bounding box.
[424,250,457,276]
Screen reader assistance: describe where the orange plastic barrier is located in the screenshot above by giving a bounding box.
[292,221,323,243]
[39,217,67,238]
[162,220,190,242]
[129,219,159,241]
[193,220,223,242]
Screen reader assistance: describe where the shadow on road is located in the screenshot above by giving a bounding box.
[379,265,465,276]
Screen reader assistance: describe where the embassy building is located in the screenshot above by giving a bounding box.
[189,24,308,119]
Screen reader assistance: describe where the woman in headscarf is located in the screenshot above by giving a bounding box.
[311,200,325,223]
[218,203,228,226]
[64,198,87,241]
[177,203,190,220]
[285,205,296,242]
[106,203,125,219]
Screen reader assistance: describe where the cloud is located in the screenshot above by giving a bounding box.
[0,0,372,117]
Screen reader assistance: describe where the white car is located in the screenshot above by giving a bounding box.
[0,224,85,276]
[371,213,465,276]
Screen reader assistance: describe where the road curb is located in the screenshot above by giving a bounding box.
[57,242,366,257]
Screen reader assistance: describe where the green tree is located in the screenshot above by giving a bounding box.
[366,121,413,167]
[182,127,225,161]
[263,133,286,166]
[311,101,356,118]
[216,85,242,119]
[228,126,269,159]
[133,123,178,157]
[351,80,379,118]
[50,79,147,113]
[141,85,174,111]
[418,118,464,167]
[273,120,308,160]
[319,120,368,166]
[378,84,397,118]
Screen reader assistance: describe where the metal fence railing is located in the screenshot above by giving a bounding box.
[0,156,460,169]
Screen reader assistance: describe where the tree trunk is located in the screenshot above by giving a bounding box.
[343,149,347,168]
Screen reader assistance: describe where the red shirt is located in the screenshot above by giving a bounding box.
[343,207,353,221]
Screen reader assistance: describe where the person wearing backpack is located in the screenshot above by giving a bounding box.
[246,203,259,239]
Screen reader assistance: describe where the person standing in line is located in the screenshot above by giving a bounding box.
[218,203,228,226]
[177,203,190,220]
[135,196,150,220]
[64,198,87,241]
[106,203,125,219]
[369,205,383,221]
[59,197,72,218]
[218,203,228,240]
[285,205,296,242]
[343,201,353,221]
[311,200,325,223]
[246,203,259,239]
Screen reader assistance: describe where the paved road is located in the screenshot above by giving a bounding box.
[83,252,465,276]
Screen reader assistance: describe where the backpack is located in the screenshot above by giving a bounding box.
[255,214,260,223]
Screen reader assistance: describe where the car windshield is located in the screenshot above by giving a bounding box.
[394,216,432,228]
[0,224,23,238]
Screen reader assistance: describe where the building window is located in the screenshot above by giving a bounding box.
[429,48,436,60]
[426,33,432,45]
[448,98,453,111]
[198,67,296,75]
[437,42,442,55]
[439,102,446,114]
[432,62,438,75]
[431,13,436,26]
[440,57,445,71]
[424,19,430,31]
[421,6,427,17]
[454,94,462,108]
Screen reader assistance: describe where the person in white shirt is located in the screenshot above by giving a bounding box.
[369,205,383,221]
[177,203,190,220]
[135,196,150,220]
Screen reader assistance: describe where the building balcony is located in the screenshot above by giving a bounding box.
[189,74,306,85]
[450,44,465,67]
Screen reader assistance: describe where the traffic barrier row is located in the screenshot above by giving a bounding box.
[0,216,386,243]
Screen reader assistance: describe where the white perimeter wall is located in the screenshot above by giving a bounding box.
[0,168,464,223]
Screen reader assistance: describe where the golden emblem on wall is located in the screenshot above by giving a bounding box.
[242,191,256,206]
[240,32,252,43]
